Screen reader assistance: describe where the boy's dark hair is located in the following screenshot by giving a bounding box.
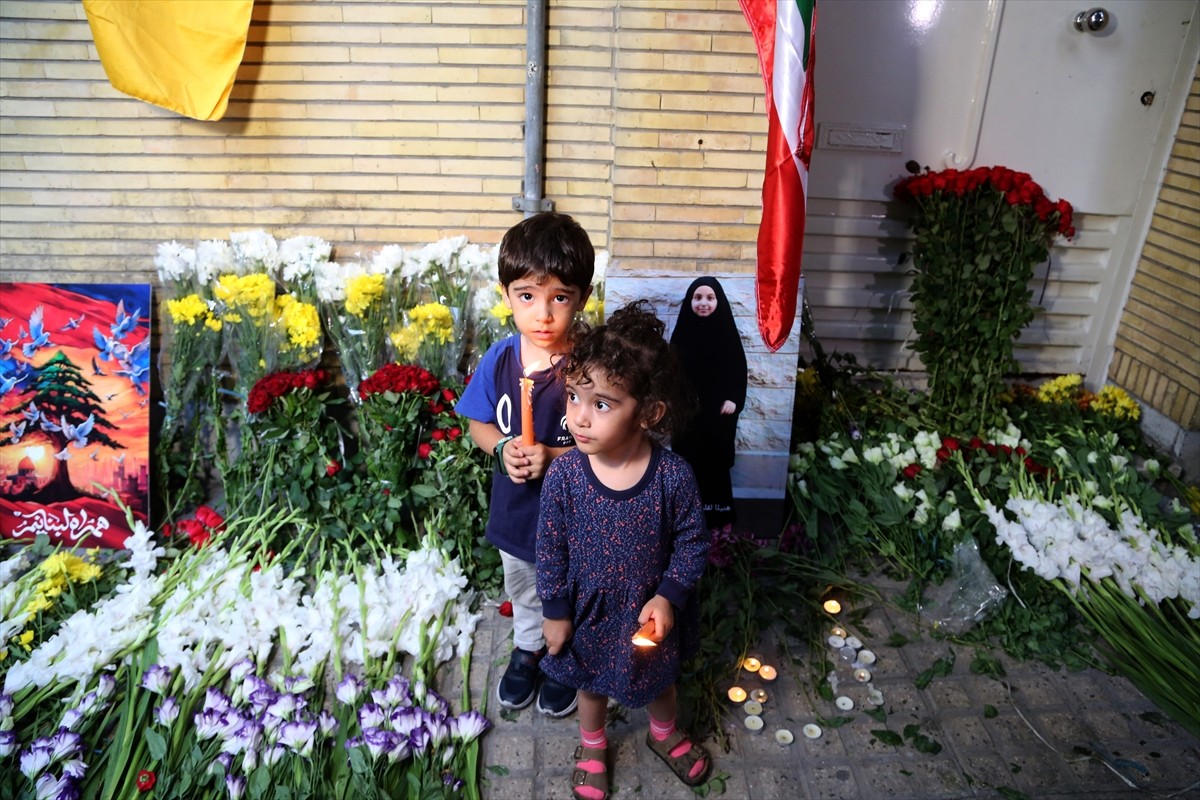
[498,212,595,292]
[560,300,688,438]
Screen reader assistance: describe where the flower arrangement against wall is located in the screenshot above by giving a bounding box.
[894,164,1075,434]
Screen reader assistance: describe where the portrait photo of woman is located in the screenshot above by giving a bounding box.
[669,276,748,528]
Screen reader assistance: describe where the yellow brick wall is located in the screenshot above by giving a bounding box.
[0,0,767,281]
[1108,64,1200,430]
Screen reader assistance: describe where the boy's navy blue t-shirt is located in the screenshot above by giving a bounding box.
[455,334,573,562]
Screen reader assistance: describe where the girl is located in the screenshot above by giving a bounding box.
[536,302,712,800]
[669,276,747,528]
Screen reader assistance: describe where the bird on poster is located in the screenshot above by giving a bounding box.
[62,414,95,449]
[21,402,41,423]
[113,453,126,465]
[91,356,106,376]
[111,300,141,340]
[53,447,71,461]
[104,391,119,401]
[0,338,14,356]
[21,306,51,358]
[60,312,86,331]
[7,421,25,444]
[93,327,123,362]
[0,374,17,396]
[89,450,99,461]
[40,414,64,433]
[0,316,10,329]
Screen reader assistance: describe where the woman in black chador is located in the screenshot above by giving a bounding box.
[669,277,747,528]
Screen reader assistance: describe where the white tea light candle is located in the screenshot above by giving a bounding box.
[853,668,872,683]
[857,649,876,665]
[844,635,863,650]
[744,715,764,734]
[827,634,846,649]
[759,664,778,681]
[802,723,822,739]
[830,625,848,638]
[835,695,854,711]
[742,700,763,716]
[775,729,795,746]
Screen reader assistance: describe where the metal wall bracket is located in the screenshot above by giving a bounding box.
[512,196,555,213]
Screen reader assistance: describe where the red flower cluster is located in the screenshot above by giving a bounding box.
[165,504,225,549]
[894,165,1075,239]
[136,770,156,792]
[247,369,329,414]
[899,435,1051,480]
[360,362,439,400]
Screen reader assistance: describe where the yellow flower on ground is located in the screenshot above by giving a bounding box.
[276,295,323,351]
[489,301,512,323]
[345,273,386,317]
[205,316,223,332]
[1037,374,1083,405]
[390,325,422,360]
[1091,385,1141,422]
[214,273,276,319]
[408,302,455,345]
[16,630,34,651]
[25,593,52,615]
[167,293,211,326]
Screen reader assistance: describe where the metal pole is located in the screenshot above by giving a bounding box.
[513,0,553,217]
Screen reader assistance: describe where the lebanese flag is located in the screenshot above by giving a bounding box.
[740,0,817,352]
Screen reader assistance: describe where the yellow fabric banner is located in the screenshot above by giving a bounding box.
[83,0,254,122]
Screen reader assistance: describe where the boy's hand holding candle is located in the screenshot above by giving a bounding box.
[520,361,540,446]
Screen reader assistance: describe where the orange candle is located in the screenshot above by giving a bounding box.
[520,376,535,446]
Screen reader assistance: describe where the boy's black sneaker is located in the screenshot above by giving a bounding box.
[496,648,542,710]
[536,675,578,718]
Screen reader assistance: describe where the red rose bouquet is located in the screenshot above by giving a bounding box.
[894,164,1074,433]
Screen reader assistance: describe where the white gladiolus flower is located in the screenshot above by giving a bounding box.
[862,446,884,464]
[893,483,914,502]
[840,447,860,465]
[942,509,962,532]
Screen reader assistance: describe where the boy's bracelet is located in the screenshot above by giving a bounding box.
[493,435,515,476]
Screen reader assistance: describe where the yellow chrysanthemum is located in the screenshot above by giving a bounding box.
[205,317,223,332]
[41,551,102,584]
[489,301,513,323]
[1036,374,1083,405]
[167,293,211,326]
[214,273,276,319]
[24,593,52,615]
[276,295,322,351]
[16,630,34,652]
[390,325,422,360]
[407,302,455,345]
[345,274,386,317]
[1091,385,1141,421]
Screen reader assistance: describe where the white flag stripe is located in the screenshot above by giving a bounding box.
[773,0,806,173]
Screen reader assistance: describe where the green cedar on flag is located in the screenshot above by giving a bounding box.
[739,0,816,352]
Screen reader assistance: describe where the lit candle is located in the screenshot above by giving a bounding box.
[759,665,778,682]
[519,366,537,446]
[743,715,764,735]
[750,689,769,704]
[775,729,795,746]
[853,668,872,683]
[727,686,748,703]
[742,700,763,716]
[741,656,761,673]
[830,625,848,638]
[823,599,842,614]
[631,620,657,647]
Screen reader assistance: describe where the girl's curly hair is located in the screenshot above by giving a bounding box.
[559,300,689,438]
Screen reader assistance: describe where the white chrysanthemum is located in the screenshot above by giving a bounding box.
[279,235,331,284]
[458,242,498,281]
[370,244,407,277]
[593,250,610,285]
[230,229,281,275]
[195,239,236,285]
[155,240,196,283]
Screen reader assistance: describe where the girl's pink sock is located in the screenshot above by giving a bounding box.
[575,725,607,800]
[649,715,707,780]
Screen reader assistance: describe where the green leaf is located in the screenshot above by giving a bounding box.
[871,729,904,747]
[144,727,167,761]
[984,704,999,719]
[486,764,510,776]
[864,707,887,723]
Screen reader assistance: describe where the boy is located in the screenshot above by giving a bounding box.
[455,212,594,717]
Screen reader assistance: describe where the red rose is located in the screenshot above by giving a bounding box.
[429,402,445,414]
[137,770,156,791]
[417,443,433,459]
[941,437,960,451]
[441,388,457,403]
[902,463,922,480]
[968,437,984,449]
[935,447,951,462]
[161,522,173,538]
[498,600,513,617]
[304,372,318,390]
[448,426,462,441]
[382,487,391,496]
[195,505,223,529]
[431,429,446,441]
[326,461,341,477]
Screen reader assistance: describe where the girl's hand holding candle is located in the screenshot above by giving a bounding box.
[631,620,658,647]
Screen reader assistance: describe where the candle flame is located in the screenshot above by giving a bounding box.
[631,620,657,647]
[523,360,543,377]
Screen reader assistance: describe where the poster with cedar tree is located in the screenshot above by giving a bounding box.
[0,284,151,547]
